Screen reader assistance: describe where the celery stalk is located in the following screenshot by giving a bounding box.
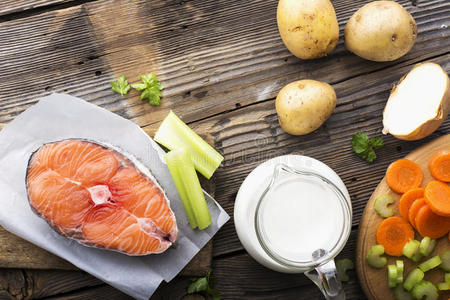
[403,268,424,291]
[165,148,211,229]
[155,111,224,179]
[419,256,441,272]
[165,149,198,229]
[411,281,438,300]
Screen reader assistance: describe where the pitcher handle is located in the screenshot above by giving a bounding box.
[305,250,345,299]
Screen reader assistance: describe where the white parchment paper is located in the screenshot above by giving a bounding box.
[0,93,230,300]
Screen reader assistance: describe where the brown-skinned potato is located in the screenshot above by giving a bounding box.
[277,0,339,60]
[276,80,336,135]
[345,1,417,62]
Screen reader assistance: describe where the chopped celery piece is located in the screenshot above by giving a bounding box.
[437,282,450,291]
[403,240,422,262]
[394,284,413,300]
[437,272,450,290]
[419,256,442,272]
[396,260,404,284]
[165,148,211,229]
[440,250,450,272]
[445,273,450,283]
[366,245,387,269]
[403,269,424,291]
[419,237,436,257]
[336,258,354,282]
[388,264,399,288]
[155,111,224,179]
[374,194,395,218]
[411,281,438,300]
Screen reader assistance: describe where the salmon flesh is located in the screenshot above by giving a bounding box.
[26,139,178,255]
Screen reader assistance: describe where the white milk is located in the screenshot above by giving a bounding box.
[235,155,352,273]
[258,177,344,263]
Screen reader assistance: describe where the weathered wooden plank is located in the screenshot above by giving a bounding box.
[0,227,75,270]
[0,269,103,299]
[0,0,448,299]
[0,0,448,131]
[0,1,75,17]
[43,284,132,300]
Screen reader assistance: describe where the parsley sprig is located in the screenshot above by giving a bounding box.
[109,75,131,96]
[131,73,164,106]
[187,272,220,300]
[352,132,384,163]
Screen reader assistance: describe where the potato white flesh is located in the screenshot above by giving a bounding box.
[383,63,450,140]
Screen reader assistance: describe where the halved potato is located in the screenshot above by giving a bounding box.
[382,62,450,141]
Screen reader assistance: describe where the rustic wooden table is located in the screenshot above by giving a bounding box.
[0,0,448,299]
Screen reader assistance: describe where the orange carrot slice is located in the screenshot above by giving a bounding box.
[424,181,450,217]
[386,159,423,194]
[399,188,425,220]
[415,204,450,239]
[376,216,414,256]
[408,198,426,229]
[429,150,450,182]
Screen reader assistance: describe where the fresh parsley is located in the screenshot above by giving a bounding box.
[109,75,131,96]
[131,73,164,106]
[352,132,384,163]
[187,272,220,300]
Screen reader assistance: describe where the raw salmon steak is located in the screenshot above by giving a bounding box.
[26,139,177,255]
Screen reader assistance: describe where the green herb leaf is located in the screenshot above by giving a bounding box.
[365,149,377,163]
[187,277,209,293]
[370,137,385,149]
[131,73,164,106]
[352,132,369,154]
[352,132,384,163]
[109,75,131,96]
[187,272,220,300]
[130,83,146,91]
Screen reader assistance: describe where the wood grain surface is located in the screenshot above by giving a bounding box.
[0,0,449,299]
[357,135,450,300]
[0,0,75,16]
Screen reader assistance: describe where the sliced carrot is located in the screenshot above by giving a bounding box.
[415,204,450,239]
[399,188,425,220]
[429,150,450,182]
[386,159,423,194]
[424,181,450,217]
[408,198,426,229]
[376,216,414,256]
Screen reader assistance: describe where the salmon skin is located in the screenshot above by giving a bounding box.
[26,139,178,256]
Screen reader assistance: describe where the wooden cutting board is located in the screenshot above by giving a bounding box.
[357,135,450,300]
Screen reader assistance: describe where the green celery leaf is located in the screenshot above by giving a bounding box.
[365,149,377,163]
[132,73,164,105]
[207,287,221,300]
[352,132,384,163]
[370,137,385,149]
[131,83,146,91]
[187,277,209,293]
[109,75,131,96]
[352,132,369,154]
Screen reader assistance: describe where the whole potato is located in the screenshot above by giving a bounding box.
[345,1,417,62]
[276,80,336,135]
[277,0,339,60]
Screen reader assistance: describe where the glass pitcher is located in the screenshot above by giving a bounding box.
[254,163,352,299]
